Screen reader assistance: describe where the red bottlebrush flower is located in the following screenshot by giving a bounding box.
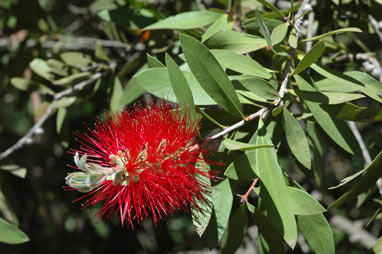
[66,103,213,227]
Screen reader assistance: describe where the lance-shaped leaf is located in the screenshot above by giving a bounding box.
[283,108,311,169]
[165,53,196,120]
[180,34,243,117]
[243,18,283,31]
[224,152,257,181]
[191,155,213,237]
[222,139,273,151]
[133,68,216,105]
[256,11,288,56]
[204,30,267,54]
[271,23,289,46]
[202,14,228,42]
[144,11,222,30]
[288,187,326,215]
[247,203,284,254]
[147,54,165,68]
[293,41,325,75]
[211,49,271,79]
[110,77,124,112]
[328,151,382,209]
[295,75,361,155]
[212,178,233,240]
[320,103,382,122]
[297,214,335,254]
[295,90,365,104]
[0,218,29,244]
[240,77,279,101]
[221,204,248,254]
[251,128,297,248]
[310,63,382,104]
[345,71,382,97]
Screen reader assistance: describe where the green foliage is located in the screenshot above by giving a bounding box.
[1,0,382,253]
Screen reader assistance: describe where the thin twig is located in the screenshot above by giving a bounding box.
[346,121,382,196]
[240,178,259,203]
[369,15,382,43]
[305,1,316,52]
[0,63,115,161]
[208,108,267,140]
[331,215,377,249]
[347,121,372,164]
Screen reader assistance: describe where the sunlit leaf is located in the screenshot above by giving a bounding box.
[180,34,243,117]
[144,11,222,30]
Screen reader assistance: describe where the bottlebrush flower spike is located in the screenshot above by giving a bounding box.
[66,103,214,227]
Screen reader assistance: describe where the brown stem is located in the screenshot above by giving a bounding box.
[240,178,259,203]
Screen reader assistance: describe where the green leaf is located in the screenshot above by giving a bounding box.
[301,27,362,42]
[236,90,268,103]
[180,34,243,117]
[98,6,156,29]
[271,23,289,46]
[223,139,273,151]
[202,14,228,42]
[293,41,325,75]
[256,0,286,18]
[147,54,165,68]
[247,203,284,254]
[295,90,365,104]
[10,77,54,95]
[310,63,382,104]
[297,214,335,254]
[54,97,76,108]
[204,30,267,54]
[345,71,382,97]
[0,218,29,244]
[0,165,27,179]
[243,18,283,31]
[255,11,272,47]
[110,77,124,112]
[165,53,196,120]
[328,151,382,209]
[320,103,382,122]
[95,42,110,63]
[252,128,297,248]
[240,77,279,100]
[133,68,215,105]
[46,59,68,76]
[52,72,91,86]
[224,152,257,181]
[29,58,55,81]
[56,107,67,135]
[191,156,213,237]
[212,178,233,240]
[315,78,359,93]
[283,108,311,169]
[60,52,92,69]
[288,187,326,215]
[119,78,145,107]
[143,11,222,30]
[295,75,360,155]
[255,11,288,56]
[373,237,382,254]
[221,204,248,254]
[211,49,271,79]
